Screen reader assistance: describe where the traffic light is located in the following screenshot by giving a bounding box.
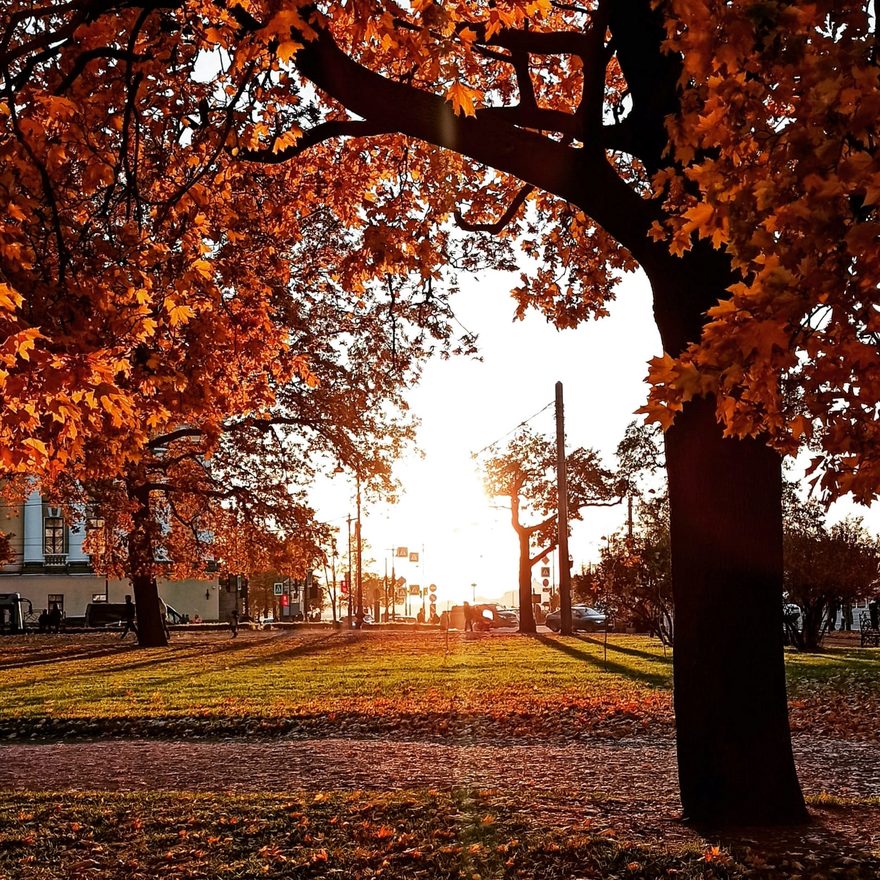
[280,594,289,607]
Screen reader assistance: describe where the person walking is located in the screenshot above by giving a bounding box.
[120,595,137,640]
[47,603,62,633]
[230,607,239,638]
[463,601,474,633]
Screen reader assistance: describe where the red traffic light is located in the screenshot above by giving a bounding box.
[280,594,289,606]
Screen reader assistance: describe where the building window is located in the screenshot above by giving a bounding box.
[47,593,64,614]
[44,517,65,555]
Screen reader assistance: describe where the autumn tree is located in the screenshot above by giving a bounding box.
[482,428,620,633]
[1,15,464,647]
[587,495,674,644]
[4,0,876,824]
[69,235,448,646]
[783,501,879,653]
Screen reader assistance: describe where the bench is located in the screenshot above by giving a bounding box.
[858,611,880,647]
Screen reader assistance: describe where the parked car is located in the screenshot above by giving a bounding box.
[545,605,610,633]
[340,613,374,627]
[440,604,517,631]
[492,606,519,628]
[84,599,187,628]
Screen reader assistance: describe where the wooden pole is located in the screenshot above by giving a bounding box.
[556,381,572,636]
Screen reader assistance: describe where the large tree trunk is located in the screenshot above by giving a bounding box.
[517,530,536,633]
[645,239,807,826]
[127,482,168,648]
[665,399,806,826]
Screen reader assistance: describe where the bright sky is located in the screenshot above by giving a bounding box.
[318,267,662,607]
[316,264,880,609]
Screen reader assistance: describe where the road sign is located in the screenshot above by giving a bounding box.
[396,547,409,558]
[542,578,550,587]
[409,584,421,596]
[540,566,551,578]
[409,551,419,562]
[273,583,283,596]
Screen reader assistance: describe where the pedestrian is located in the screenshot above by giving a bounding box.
[120,595,137,640]
[230,607,239,638]
[463,601,473,632]
[870,597,879,630]
[38,609,48,633]
[416,607,425,624]
[158,594,171,640]
[47,603,62,633]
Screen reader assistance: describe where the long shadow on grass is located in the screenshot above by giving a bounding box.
[577,635,673,665]
[0,642,245,691]
[71,633,352,691]
[0,633,337,694]
[0,634,352,707]
[0,644,139,670]
[531,634,672,689]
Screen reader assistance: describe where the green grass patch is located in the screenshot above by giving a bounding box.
[0,632,674,739]
[0,631,876,741]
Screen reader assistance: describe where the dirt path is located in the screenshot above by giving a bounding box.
[1,735,876,800]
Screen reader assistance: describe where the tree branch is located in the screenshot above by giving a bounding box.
[237,119,393,164]
[292,27,657,259]
[454,183,534,234]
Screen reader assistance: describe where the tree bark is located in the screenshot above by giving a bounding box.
[665,396,806,825]
[517,530,537,633]
[643,242,807,825]
[127,482,168,648]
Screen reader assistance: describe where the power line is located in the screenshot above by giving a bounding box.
[470,400,554,459]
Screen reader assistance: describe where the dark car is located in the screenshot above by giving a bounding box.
[85,600,186,628]
[545,605,610,633]
[492,607,519,628]
[440,604,517,631]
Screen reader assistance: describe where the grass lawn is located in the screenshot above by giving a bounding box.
[0,629,877,740]
[0,631,675,739]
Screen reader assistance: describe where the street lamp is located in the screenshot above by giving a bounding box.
[335,462,364,628]
[355,471,363,628]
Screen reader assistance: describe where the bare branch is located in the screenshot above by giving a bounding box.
[237,119,393,164]
[454,183,535,234]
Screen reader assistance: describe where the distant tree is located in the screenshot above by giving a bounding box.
[482,428,621,633]
[580,494,673,645]
[0,532,12,567]
[784,500,880,653]
[578,423,673,643]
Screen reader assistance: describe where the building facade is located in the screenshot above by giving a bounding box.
[1,491,221,621]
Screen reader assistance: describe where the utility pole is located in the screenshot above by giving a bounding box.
[347,514,353,621]
[556,381,572,636]
[391,553,397,621]
[355,473,363,627]
[330,538,338,624]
